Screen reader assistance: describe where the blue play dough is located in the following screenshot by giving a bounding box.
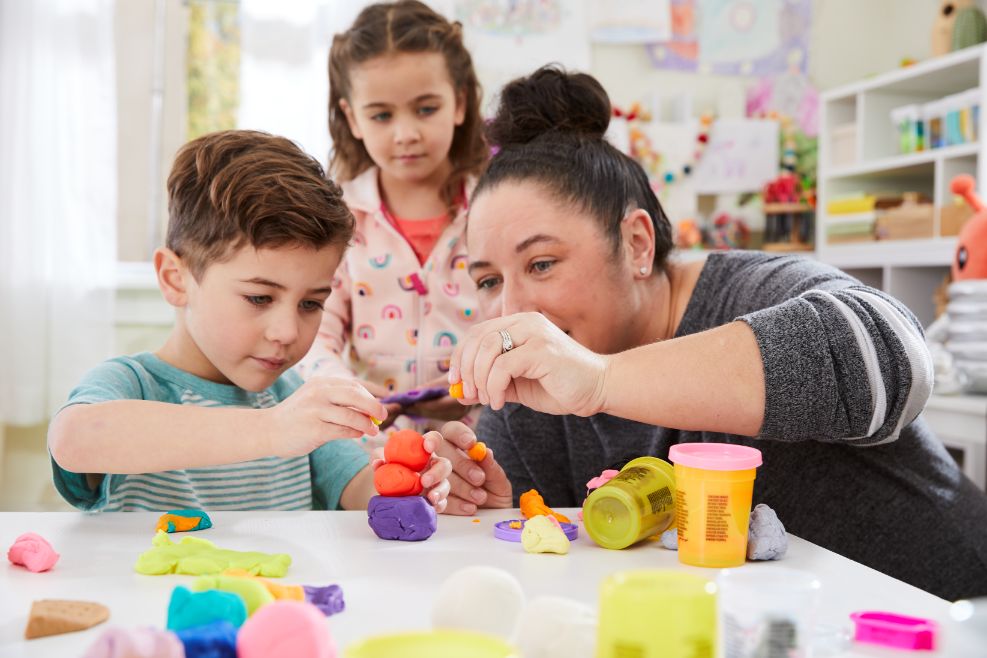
[167,585,246,631]
[174,620,238,658]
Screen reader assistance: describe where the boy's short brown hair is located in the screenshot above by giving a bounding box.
[166,130,354,279]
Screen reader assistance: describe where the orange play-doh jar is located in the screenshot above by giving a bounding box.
[668,443,762,568]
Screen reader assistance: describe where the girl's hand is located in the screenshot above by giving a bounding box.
[371,431,452,513]
[448,312,610,417]
[403,376,474,422]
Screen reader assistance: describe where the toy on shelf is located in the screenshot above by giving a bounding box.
[762,174,814,252]
[950,175,987,280]
[367,429,438,541]
[932,0,987,56]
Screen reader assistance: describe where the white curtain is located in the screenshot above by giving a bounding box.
[239,0,349,169]
[0,0,117,425]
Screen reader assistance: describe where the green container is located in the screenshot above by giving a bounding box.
[346,630,517,658]
[582,456,676,550]
[597,570,717,658]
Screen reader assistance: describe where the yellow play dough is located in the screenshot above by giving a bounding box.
[134,531,291,577]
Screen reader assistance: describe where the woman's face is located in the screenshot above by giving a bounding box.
[466,181,645,354]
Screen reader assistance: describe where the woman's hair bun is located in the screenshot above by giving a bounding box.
[487,65,611,147]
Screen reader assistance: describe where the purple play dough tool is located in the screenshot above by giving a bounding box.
[303,584,345,617]
[381,386,449,407]
[494,519,578,542]
[368,495,437,541]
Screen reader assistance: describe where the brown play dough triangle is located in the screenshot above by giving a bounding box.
[24,599,109,639]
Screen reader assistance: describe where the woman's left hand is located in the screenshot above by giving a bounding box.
[448,312,610,417]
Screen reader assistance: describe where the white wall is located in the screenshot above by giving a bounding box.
[114,0,970,259]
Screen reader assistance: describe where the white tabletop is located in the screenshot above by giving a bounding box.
[0,510,954,657]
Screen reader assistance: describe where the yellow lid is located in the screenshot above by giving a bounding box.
[346,630,517,658]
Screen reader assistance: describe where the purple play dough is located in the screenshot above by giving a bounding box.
[367,495,437,541]
[303,584,345,617]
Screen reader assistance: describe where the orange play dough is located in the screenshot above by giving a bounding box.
[374,463,423,497]
[384,429,430,471]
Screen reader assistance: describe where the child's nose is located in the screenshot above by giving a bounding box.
[265,312,299,345]
[393,117,421,144]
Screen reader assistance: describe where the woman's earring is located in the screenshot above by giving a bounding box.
[639,267,648,276]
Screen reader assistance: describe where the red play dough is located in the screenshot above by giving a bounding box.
[383,429,430,471]
[374,463,423,496]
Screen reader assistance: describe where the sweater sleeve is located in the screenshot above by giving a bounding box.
[297,257,355,380]
[727,258,933,446]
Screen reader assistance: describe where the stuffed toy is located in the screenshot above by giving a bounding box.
[932,0,987,56]
[950,174,987,279]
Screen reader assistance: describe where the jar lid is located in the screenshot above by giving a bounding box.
[668,443,762,471]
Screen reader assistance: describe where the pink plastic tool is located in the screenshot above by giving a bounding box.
[850,611,938,651]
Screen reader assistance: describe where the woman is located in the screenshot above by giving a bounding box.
[437,66,987,601]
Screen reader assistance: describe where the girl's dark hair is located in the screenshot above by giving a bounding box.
[328,0,486,212]
[478,65,673,271]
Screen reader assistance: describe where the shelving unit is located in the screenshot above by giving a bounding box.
[817,44,987,327]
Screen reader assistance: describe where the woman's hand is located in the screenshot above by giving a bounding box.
[403,375,474,422]
[448,312,610,417]
[431,421,512,515]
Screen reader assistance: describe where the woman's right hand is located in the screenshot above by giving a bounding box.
[448,312,610,417]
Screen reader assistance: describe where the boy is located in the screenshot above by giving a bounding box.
[48,130,451,512]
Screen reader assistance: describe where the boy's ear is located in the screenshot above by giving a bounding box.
[338,98,363,140]
[154,247,190,307]
[453,88,466,127]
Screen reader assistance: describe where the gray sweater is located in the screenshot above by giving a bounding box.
[478,251,987,601]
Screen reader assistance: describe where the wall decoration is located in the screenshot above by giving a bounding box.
[647,0,811,77]
[589,0,672,43]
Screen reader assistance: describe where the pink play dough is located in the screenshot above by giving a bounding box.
[81,627,184,658]
[7,532,60,572]
[237,600,335,658]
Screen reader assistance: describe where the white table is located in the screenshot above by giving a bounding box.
[0,510,956,657]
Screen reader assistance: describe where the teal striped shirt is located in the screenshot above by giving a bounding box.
[51,353,368,512]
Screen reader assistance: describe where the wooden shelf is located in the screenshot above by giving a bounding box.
[763,203,812,214]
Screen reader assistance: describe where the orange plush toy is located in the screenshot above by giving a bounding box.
[950,175,987,280]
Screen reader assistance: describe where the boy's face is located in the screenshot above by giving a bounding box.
[171,244,343,392]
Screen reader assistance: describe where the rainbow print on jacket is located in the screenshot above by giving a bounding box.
[434,331,457,347]
[381,304,403,320]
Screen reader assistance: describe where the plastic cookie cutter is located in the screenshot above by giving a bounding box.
[849,611,938,651]
[494,519,578,542]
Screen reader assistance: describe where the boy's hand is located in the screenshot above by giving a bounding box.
[432,421,512,515]
[371,432,452,513]
[266,377,387,458]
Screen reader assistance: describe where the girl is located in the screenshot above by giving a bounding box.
[299,1,487,451]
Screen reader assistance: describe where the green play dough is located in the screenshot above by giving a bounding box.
[194,575,275,616]
[135,531,291,577]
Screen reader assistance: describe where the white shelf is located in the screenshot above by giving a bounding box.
[828,142,979,180]
[817,237,956,269]
[824,44,984,101]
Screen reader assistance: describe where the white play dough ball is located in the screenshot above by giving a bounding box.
[431,565,525,640]
[516,596,597,658]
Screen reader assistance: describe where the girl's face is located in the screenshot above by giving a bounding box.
[466,181,649,355]
[341,52,465,188]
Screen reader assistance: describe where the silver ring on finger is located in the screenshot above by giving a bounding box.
[499,329,514,354]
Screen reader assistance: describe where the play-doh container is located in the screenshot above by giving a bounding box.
[668,443,762,568]
[597,570,717,658]
[582,456,676,550]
